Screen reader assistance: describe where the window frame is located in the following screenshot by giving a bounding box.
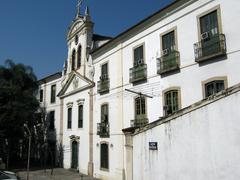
[202,76,228,98]
[77,45,82,69]
[132,43,145,67]
[101,103,109,123]
[162,87,181,116]
[100,142,109,171]
[160,26,178,55]
[134,96,147,120]
[71,49,76,70]
[78,105,83,128]
[197,5,223,42]
[50,84,56,104]
[101,62,109,80]
[39,89,43,102]
[67,107,72,129]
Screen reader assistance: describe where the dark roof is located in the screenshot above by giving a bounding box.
[91,0,185,55]
[93,34,112,41]
[38,72,62,84]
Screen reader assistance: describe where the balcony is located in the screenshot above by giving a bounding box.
[157,50,180,74]
[129,64,147,83]
[194,34,226,62]
[97,77,109,94]
[131,118,148,128]
[97,122,109,138]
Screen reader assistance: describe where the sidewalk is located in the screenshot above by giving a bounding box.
[17,168,101,180]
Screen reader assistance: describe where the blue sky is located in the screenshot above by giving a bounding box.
[0,0,173,79]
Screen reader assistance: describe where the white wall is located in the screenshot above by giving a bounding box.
[62,90,90,174]
[132,87,240,180]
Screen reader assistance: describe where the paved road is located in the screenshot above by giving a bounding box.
[17,168,101,180]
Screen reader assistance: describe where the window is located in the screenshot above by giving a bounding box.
[200,10,219,37]
[164,89,180,115]
[39,89,43,102]
[131,96,148,127]
[100,143,109,170]
[133,45,144,66]
[67,108,72,129]
[78,105,83,128]
[72,49,76,70]
[135,96,146,119]
[205,80,224,97]
[101,104,108,123]
[195,7,226,62]
[49,111,55,130]
[101,63,108,80]
[162,31,175,53]
[77,46,81,68]
[50,85,56,103]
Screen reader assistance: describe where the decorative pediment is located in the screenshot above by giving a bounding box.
[57,71,94,98]
[67,18,85,40]
[69,135,80,142]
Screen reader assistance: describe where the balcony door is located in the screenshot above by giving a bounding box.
[200,10,220,56]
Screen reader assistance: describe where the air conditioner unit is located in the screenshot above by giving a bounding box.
[201,32,209,40]
[138,59,143,65]
[163,49,169,56]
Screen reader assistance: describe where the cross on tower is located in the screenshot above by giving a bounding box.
[76,0,83,16]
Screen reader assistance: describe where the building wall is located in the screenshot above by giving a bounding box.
[62,90,90,174]
[39,0,240,179]
[91,0,240,179]
[93,45,125,180]
[132,86,240,180]
[38,76,62,165]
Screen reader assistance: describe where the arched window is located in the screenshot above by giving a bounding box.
[132,96,148,127]
[71,49,76,70]
[163,88,181,116]
[77,45,82,68]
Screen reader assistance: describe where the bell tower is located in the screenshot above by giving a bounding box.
[64,0,93,79]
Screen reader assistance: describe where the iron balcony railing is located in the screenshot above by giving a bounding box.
[129,63,147,83]
[194,33,226,62]
[131,118,148,128]
[97,77,109,93]
[97,122,109,138]
[157,50,180,74]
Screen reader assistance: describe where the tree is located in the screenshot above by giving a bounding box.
[0,59,39,167]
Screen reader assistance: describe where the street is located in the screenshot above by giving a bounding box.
[17,168,101,180]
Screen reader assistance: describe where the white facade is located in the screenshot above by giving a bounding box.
[132,84,240,180]
[39,0,240,179]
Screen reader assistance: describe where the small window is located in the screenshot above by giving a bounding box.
[135,96,146,119]
[101,104,108,123]
[49,111,55,130]
[100,143,109,170]
[77,46,82,68]
[101,63,108,80]
[205,80,224,97]
[39,89,43,102]
[133,45,144,66]
[51,85,56,103]
[78,105,83,128]
[72,49,76,70]
[164,89,180,115]
[200,10,219,37]
[67,108,72,129]
[162,31,175,53]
